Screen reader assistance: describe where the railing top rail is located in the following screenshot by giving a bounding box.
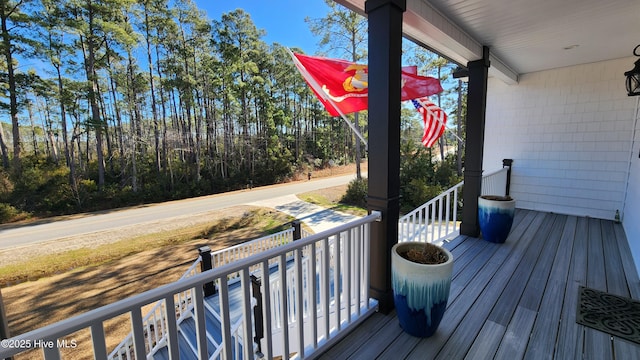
[483,167,508,178]
[0,211,381,356]
[399,166,508,221]
[400,181,463,219]
[179,257,202,279]
[210,227,294,256]
[202,211,380,277]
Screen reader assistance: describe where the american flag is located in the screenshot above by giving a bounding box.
[411,97,447,148]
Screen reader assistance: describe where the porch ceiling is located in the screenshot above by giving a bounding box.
[335,0,640,84]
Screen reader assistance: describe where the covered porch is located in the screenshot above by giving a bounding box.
[321,209,640,359]
[1,0,640,358]
[340,0,640,315]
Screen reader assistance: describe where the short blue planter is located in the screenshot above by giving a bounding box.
[478,195,516,243]
[391,242,453,338]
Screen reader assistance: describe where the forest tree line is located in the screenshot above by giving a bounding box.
[0,0,466,220]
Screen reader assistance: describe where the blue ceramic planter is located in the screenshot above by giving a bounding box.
[478,195,516,243]
[391,242,453,338]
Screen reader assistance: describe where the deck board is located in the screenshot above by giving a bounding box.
[317,311,395,360]
[602,220,629,297]
[431,213,549,359]
[406,244,502,359]
[585,218,613,360]
[319,210,640,359]
[465,321,505,360]
[377,329,421,360]
[346,310,402,360]
[488,212,555,326]
[494,306,537,360]
[519,214,564,311]
[555,216,588,360]
[613,224,640,299]
[523,215,577,360]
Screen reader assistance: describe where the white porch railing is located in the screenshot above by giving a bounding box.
[108,227,298,359]
[481,167,509,197]
[211,228,297,270]
[0,212,380,360]
[398,167,509,245]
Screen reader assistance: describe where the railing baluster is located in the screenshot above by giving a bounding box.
[159,303,167,349]
[310,242,318,350]
[355,225,362,316]
[345,229,352,325]
[364,223,372,310]
[420,210,423,239]
[278,253,290,360]
[164,295,180,360]
[272,277,281,329]
[334,233,342,332]
[90,322,107,359]
[415,209,421,242]
[322,237,330,341]
[260,260,273,359]
[193,287,208,360]
[43,343,60,360]
[241,269,253,360]
[145,315,153,352]
[287,267,294,322]
[428,202,433,242]
[454,187,459,231]
[444,192,451,236]
[152,308,159,349]
[218,277,233,360]
[131,308,146,360]
[425,205,430,242]
[438,197,444,239]
[294,247,305,358]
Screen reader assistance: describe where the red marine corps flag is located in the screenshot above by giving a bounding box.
[290,52,443,117]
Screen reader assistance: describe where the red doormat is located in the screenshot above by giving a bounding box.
[576,286,640,344]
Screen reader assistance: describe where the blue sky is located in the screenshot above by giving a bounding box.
[193,0,330,54]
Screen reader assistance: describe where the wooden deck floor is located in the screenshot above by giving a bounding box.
[319,209,640,360]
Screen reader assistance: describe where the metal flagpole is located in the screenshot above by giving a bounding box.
[436,118,463,143]
[288,49,368,149]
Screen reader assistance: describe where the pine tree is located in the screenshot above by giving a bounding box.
[65,0,137,190]
[0,0,36,170]
[306,0,367,179]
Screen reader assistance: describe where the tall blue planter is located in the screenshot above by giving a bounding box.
[478,195,516,243]
[391,242,453,338]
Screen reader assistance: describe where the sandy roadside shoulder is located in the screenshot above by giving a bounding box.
[0,206,253,268]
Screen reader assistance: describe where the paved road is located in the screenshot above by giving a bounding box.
[0,173,364,250]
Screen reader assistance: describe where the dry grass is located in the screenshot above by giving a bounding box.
[1,164,362,359]
[0,208,290,287]
[403,243,449,264]
[298,185,368,217]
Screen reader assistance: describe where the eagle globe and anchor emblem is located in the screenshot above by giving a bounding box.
[342,64,369,92]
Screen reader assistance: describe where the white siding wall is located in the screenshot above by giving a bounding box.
[483,57,637,221]
[623,96,640,274]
